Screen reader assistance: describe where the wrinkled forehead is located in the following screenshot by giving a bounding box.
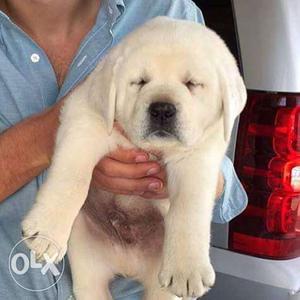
[122,43,216,80]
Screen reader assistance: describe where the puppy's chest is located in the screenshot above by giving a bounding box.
[83,188,165,248]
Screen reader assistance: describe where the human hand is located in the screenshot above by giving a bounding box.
[91,147,168,199]
[216,172,225,200]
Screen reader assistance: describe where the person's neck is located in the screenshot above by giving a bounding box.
[0,0,101,86]
[0,0,100,41]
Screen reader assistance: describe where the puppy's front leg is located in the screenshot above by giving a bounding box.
[159,150,223,299]
[22,94,117,262]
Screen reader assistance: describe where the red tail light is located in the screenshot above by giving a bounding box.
[229,91,300,259]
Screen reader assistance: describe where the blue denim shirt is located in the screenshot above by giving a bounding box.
[0,0,247,299]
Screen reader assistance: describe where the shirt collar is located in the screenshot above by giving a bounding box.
[94,0,125,27]
[0,10,12,24]
[108,0,125,14]
[114,0,125,8]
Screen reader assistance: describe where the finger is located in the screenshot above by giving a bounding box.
[107,147,150,163]
[92,169,164,194]
[150,169,167,182]
[90,185,142,197]
[89,186,167,199]
[96,157,161,179]
[140,190,169,199]
[216,172,225,199]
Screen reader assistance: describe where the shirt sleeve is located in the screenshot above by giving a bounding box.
[182,0,205,24]
[212,156,248,223]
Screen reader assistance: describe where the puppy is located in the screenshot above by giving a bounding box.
[22,17,246,300]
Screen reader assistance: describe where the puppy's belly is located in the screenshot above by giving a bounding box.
[82,187,165,253]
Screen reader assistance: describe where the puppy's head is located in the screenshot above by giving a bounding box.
[89,17,247,150]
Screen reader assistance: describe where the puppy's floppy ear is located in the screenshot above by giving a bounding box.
[218,59,247,143]
[87,48,124,134]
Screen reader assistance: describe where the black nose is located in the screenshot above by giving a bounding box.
[149,102,176,122]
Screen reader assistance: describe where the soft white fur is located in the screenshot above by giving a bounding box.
[22,17,246,300]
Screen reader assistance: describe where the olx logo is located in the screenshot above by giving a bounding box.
[9,236,64,292]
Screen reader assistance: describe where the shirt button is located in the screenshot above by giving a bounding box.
[31,53,40,63]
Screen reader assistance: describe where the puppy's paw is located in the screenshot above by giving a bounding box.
[159,257,215,298]
[21,204,70,263]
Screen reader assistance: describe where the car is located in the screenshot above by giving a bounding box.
[194,1,300,299]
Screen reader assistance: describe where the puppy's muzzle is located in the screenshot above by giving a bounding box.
[148,101,177,138]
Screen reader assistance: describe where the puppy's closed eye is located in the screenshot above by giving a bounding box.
[184,79,205,91]
[130,78,149,89]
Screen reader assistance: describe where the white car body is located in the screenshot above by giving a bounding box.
[196,0,300,299]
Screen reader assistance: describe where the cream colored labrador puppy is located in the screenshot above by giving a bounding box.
[22,17,246,300]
